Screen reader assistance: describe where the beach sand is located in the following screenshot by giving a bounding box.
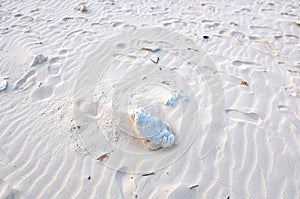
[0,0,299,198]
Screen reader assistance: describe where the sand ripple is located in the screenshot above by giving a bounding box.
[0,0,299,198]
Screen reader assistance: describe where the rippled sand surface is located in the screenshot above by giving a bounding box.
[0,0,299,198]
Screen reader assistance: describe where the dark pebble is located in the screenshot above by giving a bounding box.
[203,36,209,39]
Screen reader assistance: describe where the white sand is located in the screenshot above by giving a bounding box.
[0,0,299,198]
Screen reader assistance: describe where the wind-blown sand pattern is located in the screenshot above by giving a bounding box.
[0,0,299,199]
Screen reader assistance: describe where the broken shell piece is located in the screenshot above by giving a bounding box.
[31,54,47,66]
[131,108,175,150]
[165,90,189,106]
[75,4,87,12]
[150,55,159,64]
[0,78,8,92]
[141,44,160,52]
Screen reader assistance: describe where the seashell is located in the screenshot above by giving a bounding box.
[131,108,175,150]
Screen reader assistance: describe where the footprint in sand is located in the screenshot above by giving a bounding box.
[278,105,300,121]
[0,148,9,166]
[0,179,22,199]
[31,85,54,102]
[114,169,136,198]
[232,60,261,70]
[19,16,34,23]
[225,109,262,125]
[62,17,88,24]
[14,70,37,90]
[47,57,62,76]
[232,60,260,66]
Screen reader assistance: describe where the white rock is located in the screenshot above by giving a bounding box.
[131,108,175,150]
[0,79,8,92]
[165,90,188,106]
[31,54,47,66]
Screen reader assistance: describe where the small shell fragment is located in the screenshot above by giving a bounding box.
[141,44,160,52]
[240,81,248,86]
[97,153,109,161]
[150,55,159,64]
[75,4,87,12]
[0,78,8,92]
